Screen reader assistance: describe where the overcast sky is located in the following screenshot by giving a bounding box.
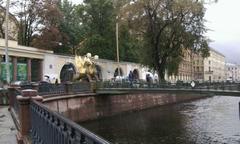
[71,0,240,63]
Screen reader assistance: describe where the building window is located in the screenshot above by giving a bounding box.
[209,67,211,72]
[209,61,211,64]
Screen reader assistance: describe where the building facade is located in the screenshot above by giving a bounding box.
[203,48,226,82]
[166,50,193,83]
[0,39,149,83]
[226,63,239,82]
[192,53,204,82]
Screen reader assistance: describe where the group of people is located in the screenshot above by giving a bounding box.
[128,71,154,83]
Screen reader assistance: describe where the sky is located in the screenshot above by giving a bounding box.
[205,0,240,63]
[70,0,240,63]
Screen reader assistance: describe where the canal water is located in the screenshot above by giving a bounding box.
[80,96,240,144]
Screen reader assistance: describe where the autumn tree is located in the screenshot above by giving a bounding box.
[12,0,63,50]
[30,0,63,50]
[123,0,210,81]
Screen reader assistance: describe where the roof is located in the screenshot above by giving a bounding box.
[210,48,225,57]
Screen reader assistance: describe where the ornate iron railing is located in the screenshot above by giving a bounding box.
[38,82,92,96]
[11,88,21,116]
[72,82,91,93]
[38,84,66,96]
[30,100,110,144]
[97,81,240,91]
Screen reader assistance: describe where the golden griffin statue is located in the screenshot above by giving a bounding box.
[73,56,99,82]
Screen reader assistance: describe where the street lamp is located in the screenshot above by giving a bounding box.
[4,0,10,83]
[112,0,121,77]
[116,16,120,77]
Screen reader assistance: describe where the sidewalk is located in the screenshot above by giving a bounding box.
[0,106,17,144]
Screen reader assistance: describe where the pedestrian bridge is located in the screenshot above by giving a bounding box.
[97,82,240,96]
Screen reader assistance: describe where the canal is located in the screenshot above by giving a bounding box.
[80,96,240,144]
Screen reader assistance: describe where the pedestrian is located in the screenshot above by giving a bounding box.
[55,79,59,84]
[146,74,151,87]
[129,71,133,87]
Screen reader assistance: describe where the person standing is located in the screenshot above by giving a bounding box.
[128,71,133,87]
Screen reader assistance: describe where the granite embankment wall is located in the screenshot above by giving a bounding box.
[43,91,211,122]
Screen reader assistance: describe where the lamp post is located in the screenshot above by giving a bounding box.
[5,0,10,83]
[116,16,120,77]
[113,0,121,77]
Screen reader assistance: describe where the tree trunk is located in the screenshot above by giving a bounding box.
[158,67,165,83]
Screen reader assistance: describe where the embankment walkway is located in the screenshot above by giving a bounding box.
[0,106,17,144]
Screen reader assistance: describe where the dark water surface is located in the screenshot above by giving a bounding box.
[80,96,240,144]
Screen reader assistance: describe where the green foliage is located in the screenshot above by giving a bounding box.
[77,0,139,62]
[55,0,85,54]
[123,0,210,80]
[77,0,116,59]
[119,25,140,62]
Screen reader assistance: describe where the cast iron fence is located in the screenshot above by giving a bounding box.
[38,83,66,96]
[10,88,21,116]
[72,82,92,93]
[97,81,240,91]
[38,82,92,96]
[30,100,110,144]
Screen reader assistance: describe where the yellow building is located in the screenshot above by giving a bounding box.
[203,48,226,82]
[192,53,204,82]
[167,49,193,83]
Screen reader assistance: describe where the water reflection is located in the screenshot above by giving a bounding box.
[80,96,240,144]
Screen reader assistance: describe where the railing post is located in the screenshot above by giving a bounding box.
[16,89,43,144]
[65,82,73,94]
[31,83,39,91]
[8,86,20,110]
[91,82,97,93]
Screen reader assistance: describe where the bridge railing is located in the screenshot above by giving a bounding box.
[8,87,21,116]
[37,82,92,96]
[38,83,66,96]
[97,81,240,91]
[30,98,110,144]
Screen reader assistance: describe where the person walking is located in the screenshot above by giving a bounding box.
[129,71,134,87]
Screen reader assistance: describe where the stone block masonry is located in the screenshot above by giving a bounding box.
[43,91,211,123]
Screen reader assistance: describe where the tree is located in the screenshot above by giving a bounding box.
[17,0,42,46]
[77,0,139,62]
[14,0,64,51]
[30,0,63,50]
[123,0,210,81]
[118,24,140,62]
[55,0,85,54]
[77,0,116,60]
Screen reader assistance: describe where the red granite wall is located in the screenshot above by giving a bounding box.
[43,92,209,122]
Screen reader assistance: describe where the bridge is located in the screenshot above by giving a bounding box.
[97,81,240,96]
[2,82,240,144]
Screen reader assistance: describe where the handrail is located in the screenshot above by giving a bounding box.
[30,100,110,144]
[97,81,240,91]
[38,82,92,96]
